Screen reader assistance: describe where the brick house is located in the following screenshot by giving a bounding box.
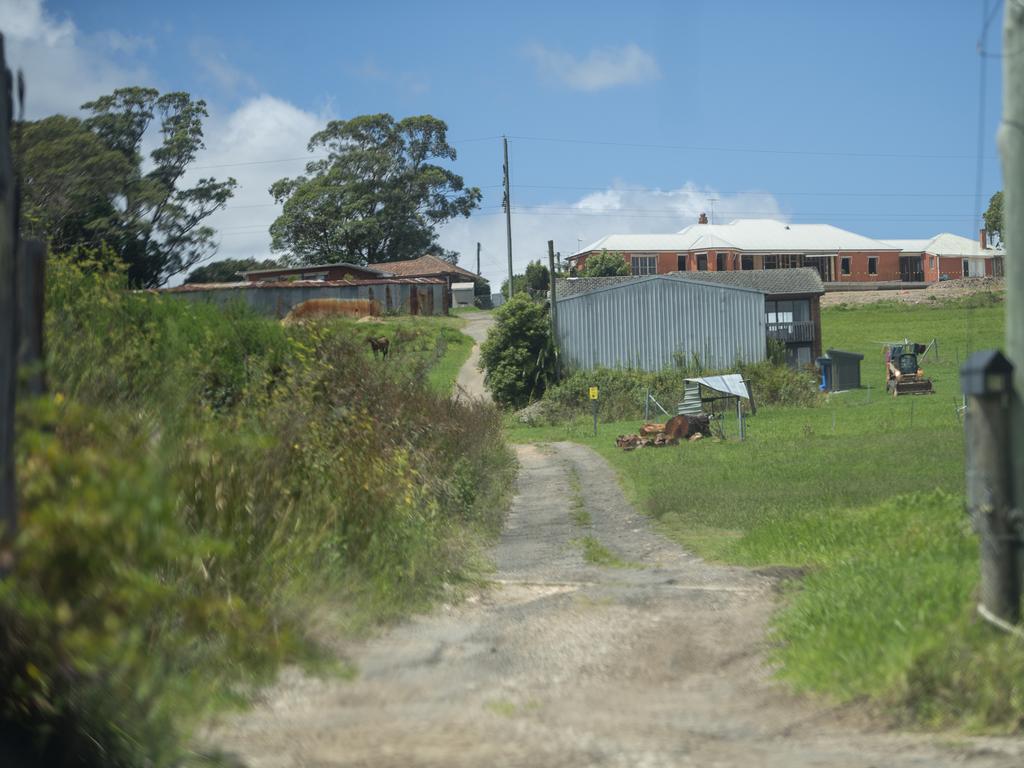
[884,232,1004,281]
[568,218,1003,287]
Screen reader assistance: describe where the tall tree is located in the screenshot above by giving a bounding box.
[82,88,237,287]
[16,87,236,287]
[269,114,480,266]
[984,190,1003,245]
[184,257,279,284]
[17,115,133,250]
[579,250,629,277]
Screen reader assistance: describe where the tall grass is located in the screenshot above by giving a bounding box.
[1,252,514,766]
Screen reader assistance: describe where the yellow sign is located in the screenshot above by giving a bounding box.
[588,386,599,400]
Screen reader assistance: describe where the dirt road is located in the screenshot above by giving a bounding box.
[204,442,1023,767]
[454,311,493,402]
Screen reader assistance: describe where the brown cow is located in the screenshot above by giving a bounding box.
[368,336,390,360]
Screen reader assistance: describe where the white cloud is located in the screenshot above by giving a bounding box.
[0,0,151,117]
[437,183,784,289]
[524,42,660,91]
[190,40,259,93]
[179,95,327,277]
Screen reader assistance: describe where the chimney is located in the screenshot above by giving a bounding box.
[698,212,709,224]
[979,228,987,250]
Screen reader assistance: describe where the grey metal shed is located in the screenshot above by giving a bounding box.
[555,275,766,372]
[825,349,864,391]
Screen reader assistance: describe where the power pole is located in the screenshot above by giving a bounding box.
[548,239,559,378]
[503,136,513,300]
[1004,0,1024,514]
[476,241,481,276]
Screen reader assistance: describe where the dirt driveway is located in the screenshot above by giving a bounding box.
[203,442,1023,767]
[454,311,493,402]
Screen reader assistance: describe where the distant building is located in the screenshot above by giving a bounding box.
[451,282,476,308]
[568,218,1003,288]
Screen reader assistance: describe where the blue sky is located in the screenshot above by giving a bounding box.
[1,0,1006,285]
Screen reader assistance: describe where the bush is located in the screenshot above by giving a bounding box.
[538,361,820,423]
[479,294,556,408]
[579,250,629,277]
[2,253,516,766]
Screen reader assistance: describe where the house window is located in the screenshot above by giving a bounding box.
[677,253,688,271]
[841,257,851,276]
[696,253,708,271]
[631,254,657,275]
[301,272,328,281]
[962,258,970,276]
[763,254,778,270]
[716,252,727,271]
[868,257,877,275]
[741,255,754,270]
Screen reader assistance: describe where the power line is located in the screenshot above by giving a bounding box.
[506,134,1000,162]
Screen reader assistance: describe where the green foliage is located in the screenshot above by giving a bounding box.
[479,294,555,409]
[500,261,550,299]
[269,114,480,266]
[984,190,1003,245]
[17,87,237,288]
[536,361,819,424]
[185,258,279,284]
[16,115,134,250]
[580,250,629,277]
[2,254,515,765]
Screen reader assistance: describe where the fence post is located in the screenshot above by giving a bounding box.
[18,240,46,397]
[0,34,18,565]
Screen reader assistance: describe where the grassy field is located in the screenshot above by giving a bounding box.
[509,294,1024,731]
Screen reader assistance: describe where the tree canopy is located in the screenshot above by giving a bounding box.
[16,87,236,287]
[984,190,1003,245]
[185,258,279,284]
[268,114,480,266]
[579,250,629,277]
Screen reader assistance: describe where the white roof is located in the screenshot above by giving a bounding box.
[686,374,749,400]
[451,282,476,290]
[575,218,896,256]
[884,233,1003,258]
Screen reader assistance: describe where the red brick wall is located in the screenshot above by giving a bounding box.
[830,251,900,282]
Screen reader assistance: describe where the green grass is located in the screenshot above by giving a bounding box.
[578,536,630,568]
[568,468,591,526]
[511,295,1024,731]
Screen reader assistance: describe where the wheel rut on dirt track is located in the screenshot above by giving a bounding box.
[204,442,1024,767]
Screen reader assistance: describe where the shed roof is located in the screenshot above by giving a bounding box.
[381,254,480,280]
[556,273,765,304]
[668,267,825,295]
[241,262,390,278]
[161,277,445,293]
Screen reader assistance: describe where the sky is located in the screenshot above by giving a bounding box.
[0,0,1007,288]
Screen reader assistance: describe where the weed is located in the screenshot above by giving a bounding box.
[579,536,630,568]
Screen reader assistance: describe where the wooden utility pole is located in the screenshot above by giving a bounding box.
[1003,0,1024,552]
[503,136,513,300]
[476,241,481,276]
[0,34,17,559]
[548,239,559,378]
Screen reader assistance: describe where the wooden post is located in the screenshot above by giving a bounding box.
[17,240,46,397]
[1001,0,1024,591]
[0,34,18,559]
[548,239,559,378]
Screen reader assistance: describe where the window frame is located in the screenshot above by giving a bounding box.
[630,253,658,276]
[868,256,878,275]
[696,252,708,271]
[716,252,727,271]
[840,256,851,276]
[677,253,688,271]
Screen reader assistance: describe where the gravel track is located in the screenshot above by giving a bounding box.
[202,442,1024,767]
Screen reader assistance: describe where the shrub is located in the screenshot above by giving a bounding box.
[479,294,556,408]
[2,253,516,766]
[539,361,820,423]
[579,249,629,277]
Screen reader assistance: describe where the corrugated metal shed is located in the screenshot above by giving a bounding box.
[556,275,766,371]
[160,278,446,318]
